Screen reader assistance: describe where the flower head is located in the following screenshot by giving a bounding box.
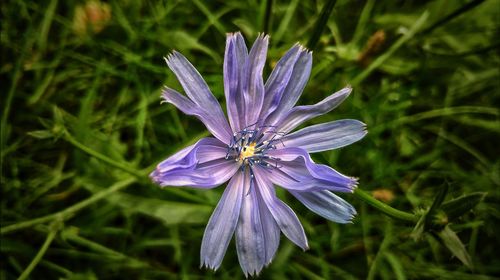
[150,32,367,276]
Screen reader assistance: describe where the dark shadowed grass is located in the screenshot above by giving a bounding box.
[1,0,499,279]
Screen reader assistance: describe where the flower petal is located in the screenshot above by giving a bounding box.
[224,32,248,131]
[259,44,302,121]
[266,147,357,192]
[165,52,232,143]
[162,87,231,143]
[242,34,269,126]
[201,171,245,270]
[151,159,239,188]
[254,168,309,250]
[256,189,280,265]
[265,48,312,126]
[235,173,266,276]
[276,86,353,133]
[290,190,357,223]
[282,119,367,153]
[155,137,226,173]
[150,137,238,188]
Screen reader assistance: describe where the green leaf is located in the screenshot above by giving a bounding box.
[273,0,299,43]
[425,183,449,229]
[384,252,407,280]
[27,130,53,139]
[51,106,66,139]
[436,225,473,269]
[84,184,212,226]
[411,213,426,241]
[65,271,98,280]
[441,192,486,221]
[379,56,420,76]
[412,184,449,240]
[162,31,221,63]
[110,192,212,225]
[52,106,64,125]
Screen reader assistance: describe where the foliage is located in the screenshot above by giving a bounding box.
[1,0,499,279]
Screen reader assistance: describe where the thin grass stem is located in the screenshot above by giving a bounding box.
[307,0,337,51]
[1,178,135,235]
[354,189,417,222]
[351,11,429,85]
[17,221,60,280]
[63,131,145,178]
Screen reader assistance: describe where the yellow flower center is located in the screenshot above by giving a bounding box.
[239,142,256,161]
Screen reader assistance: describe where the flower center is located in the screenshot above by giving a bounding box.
[225,124,284,176]
[239,142,256,161]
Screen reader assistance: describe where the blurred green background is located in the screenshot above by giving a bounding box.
[1,0,499,279]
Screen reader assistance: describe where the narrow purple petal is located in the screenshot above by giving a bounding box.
[151,159,239,188]
[282,119,367,153]
[150,137,238,188]
[259,44,302,121]
[265,48,312,126]
[266,147,357,192]
[276,86,353,133]
[235,173,266,276]
[242,34,269,125]
[290,190,357,223]
[224,32,248,131]
[165,52,232,143]
[162,87,231,143]
[254,168,309,250]
[201,171,245,270]
[155,137,226,173]
[256,188,280,265]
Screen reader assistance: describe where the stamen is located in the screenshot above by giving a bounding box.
[225,123,285,174]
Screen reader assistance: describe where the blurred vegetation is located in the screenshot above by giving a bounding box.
[1,0,499,279]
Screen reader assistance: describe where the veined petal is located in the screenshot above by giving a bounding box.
[155,137,226,173]
[276,86,353,134]
[256,189,280,265]
[151,159,238,188]
[165,52,232,143]
[265,48,312,126]
[235,172,266,276]
[259,44,302,121]
[290,190,356,223]
[254,168,309,250]
[224,32,248,131]
[201,171,245,270]
[162,87,231,143]
[266,147,357,192]
[282,119,367,153]
[150,137,238,188]
[242,34,269,125]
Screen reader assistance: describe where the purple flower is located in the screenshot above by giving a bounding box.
[150,32,367,276]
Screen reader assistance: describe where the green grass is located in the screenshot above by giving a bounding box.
[2,0,499,279]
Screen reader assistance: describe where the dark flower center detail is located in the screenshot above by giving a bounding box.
[225,123,283,177]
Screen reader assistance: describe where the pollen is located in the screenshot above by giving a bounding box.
[239,142,256,161]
